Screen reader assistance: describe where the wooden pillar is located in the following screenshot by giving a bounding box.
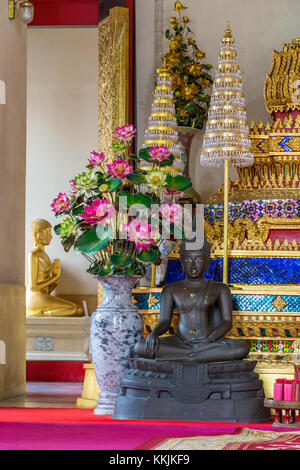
[0,6,27,400]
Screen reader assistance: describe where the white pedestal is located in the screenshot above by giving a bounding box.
[26,317,91,361]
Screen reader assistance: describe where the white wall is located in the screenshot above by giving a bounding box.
[26,28,98,295]
[136,0,300,201]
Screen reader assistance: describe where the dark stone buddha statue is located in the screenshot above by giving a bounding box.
[113,238,271,422]
[135,239,249,363]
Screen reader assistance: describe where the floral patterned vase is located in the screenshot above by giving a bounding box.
[177,126,200,177]
[90,275,143,415]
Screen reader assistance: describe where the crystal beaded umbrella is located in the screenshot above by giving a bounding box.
[200,22,254,283]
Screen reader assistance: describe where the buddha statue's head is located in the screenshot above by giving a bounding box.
[31,219,52,247]
[180,238,211,280]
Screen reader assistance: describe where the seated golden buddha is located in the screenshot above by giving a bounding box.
[26,219,83,317]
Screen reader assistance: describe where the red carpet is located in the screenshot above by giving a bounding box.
[0,408,297,450]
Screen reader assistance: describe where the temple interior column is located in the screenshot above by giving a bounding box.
[0,4,27,400]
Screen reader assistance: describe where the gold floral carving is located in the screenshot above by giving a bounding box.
[97,7,130,305]
[264,39,300,113]
[206,217,300,253]
[98,7,129,163]
[141,311,180,337]
[229,310,300,340]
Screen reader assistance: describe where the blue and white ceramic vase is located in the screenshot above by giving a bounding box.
[90,275,143,415]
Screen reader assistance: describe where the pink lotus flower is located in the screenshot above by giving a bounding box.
[88,150,105,167]
[159,203,182,224]
[107,159,133,180]
[51,193,71,214]
[125,219,156,251]
[114,124,136,143]
[80,198,116,226]
[149,145,171,163]
[165,188,182,196]
[70,180,77,193]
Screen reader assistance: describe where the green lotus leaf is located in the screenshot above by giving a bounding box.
[87,263,102,275]
[136,247,160,264]
[122,268,135,276]
[54,224,62,235]
[126,172,146,185]
[72,205,85,216]
[62,234,76,253]
[110,253,133,268]
[166,175,192,191]
[138,148,152,162]
[95,172,108,185]
[75,227,111,254]
[143,192,161,205]
[108,178,121,193]
[118,192,153,209]
[98,262,115,277]
[157,154,175,167]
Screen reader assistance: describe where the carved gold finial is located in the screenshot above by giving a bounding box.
[222,20,235,45]
[225,20,232,37]
[157,60,170,77]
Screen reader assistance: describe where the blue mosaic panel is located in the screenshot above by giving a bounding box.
[232,294,300,313]
[164,259,216,284]
[164,260,185,284]
[133,293,161,310]
[205,200,300,224]
[213,257,300,285]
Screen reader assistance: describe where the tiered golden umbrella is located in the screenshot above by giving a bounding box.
[200,22,254,283]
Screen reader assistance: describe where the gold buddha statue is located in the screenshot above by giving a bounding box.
[26,219,83,317]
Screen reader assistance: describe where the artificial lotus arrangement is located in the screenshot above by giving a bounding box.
[51,125,192,277]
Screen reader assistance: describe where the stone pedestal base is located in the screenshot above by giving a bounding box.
[114,359,272,422]
[26,317,90,361]
[94,392,118,415]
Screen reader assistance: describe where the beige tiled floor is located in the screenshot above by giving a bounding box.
[0,382,83,408]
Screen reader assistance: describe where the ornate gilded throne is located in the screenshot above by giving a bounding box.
[134,39,300,398]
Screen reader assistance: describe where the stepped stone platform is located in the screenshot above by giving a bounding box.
[114,359,272,422]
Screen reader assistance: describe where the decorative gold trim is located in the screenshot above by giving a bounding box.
[233,311,300,317]
[229,320,300,340]
[138,309,180,314]
[98,7,130,163]
[230,285,300,295]
[133,287,163,294]
[213,249,300,258]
